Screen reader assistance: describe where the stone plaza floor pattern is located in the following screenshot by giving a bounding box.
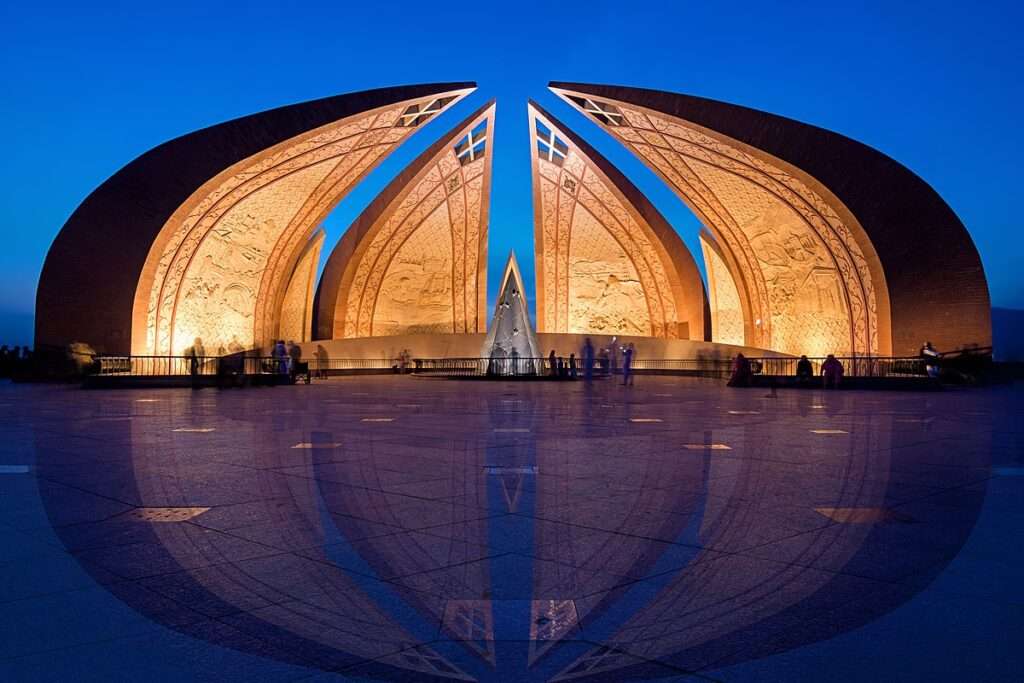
[0,376,1021,681]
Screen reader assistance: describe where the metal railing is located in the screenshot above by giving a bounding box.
[744,356,927,378]
[94,355,406,378]
[90,353,932,380]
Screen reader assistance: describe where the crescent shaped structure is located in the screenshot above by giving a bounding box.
[315,101,495,340]
[35,83,475,355]
[550,82,991,357]
[528,102,708,340]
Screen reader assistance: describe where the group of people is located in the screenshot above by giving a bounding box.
[0,345,32,378]
[728,341,945,388]
[271,340,304,380]
[546,338,636,385]
[729,352,847,388]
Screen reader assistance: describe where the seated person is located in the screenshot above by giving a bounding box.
[795,355,813,384]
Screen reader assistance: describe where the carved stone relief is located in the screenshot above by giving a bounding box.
[371,201,455,336]
[554,89,880,356]
[530,106,689,339]
[141,92,466,355]
[335,108,493,339]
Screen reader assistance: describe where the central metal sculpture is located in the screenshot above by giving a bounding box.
[480,251,541,375]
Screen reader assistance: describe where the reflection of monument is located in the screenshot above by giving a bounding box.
[481,251,541,374]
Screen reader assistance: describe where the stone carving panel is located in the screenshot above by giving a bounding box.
[554,88,880,356]
[332,106,494,339]
[141,91,467,355]
[568,205,650,335]
[371,201,455,336]
[530,105,692,339]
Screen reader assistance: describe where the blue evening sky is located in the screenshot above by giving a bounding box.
[1,1,1021,346]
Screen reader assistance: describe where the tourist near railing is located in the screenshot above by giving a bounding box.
[90,353,933,379]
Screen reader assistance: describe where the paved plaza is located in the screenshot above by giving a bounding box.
[1,376,1021,681]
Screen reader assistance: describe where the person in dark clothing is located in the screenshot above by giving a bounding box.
[795,355,813,385]
[186,337,205,389]
[548,350,558,377]
[582,338,595,381]
[622,343,635,386]
[569,353,578,378]
[920,341,941,379]
[287,340,302,383]
[821,354,844,389]
[727,353,752,387]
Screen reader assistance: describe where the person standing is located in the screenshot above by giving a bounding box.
[274,340,288,376]
[548,349,557,377]
[569,353,578,379]
[622,343,635,386]
[287,340,302,383]
[582,337,595,381]
[187,337,205,389]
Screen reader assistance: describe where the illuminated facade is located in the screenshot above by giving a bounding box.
[36,83,475,354]
[528,102,707,340]
[35,81,991,360]
[551,82,991,356]
[315,102,495,340]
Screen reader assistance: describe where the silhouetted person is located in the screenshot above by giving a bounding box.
[920,341,941,379]
[488,345,506,376]
[821,354,844,389]
[288,340,302,383]
[274,340,288,375]
[315,344,329,379]
[727,353,752,387]
[187,337,205,388]
[569,353,577,378]
[557,357,566,378]
[796,355,813,385]
[582,337,595,381]
[510,348,520,376]
[548,349,557,377]
[622,343,635,386]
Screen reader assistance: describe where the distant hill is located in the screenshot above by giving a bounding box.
[992,308,1024,361]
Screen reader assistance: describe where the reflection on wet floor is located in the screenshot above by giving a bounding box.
[2,377,1020,681]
